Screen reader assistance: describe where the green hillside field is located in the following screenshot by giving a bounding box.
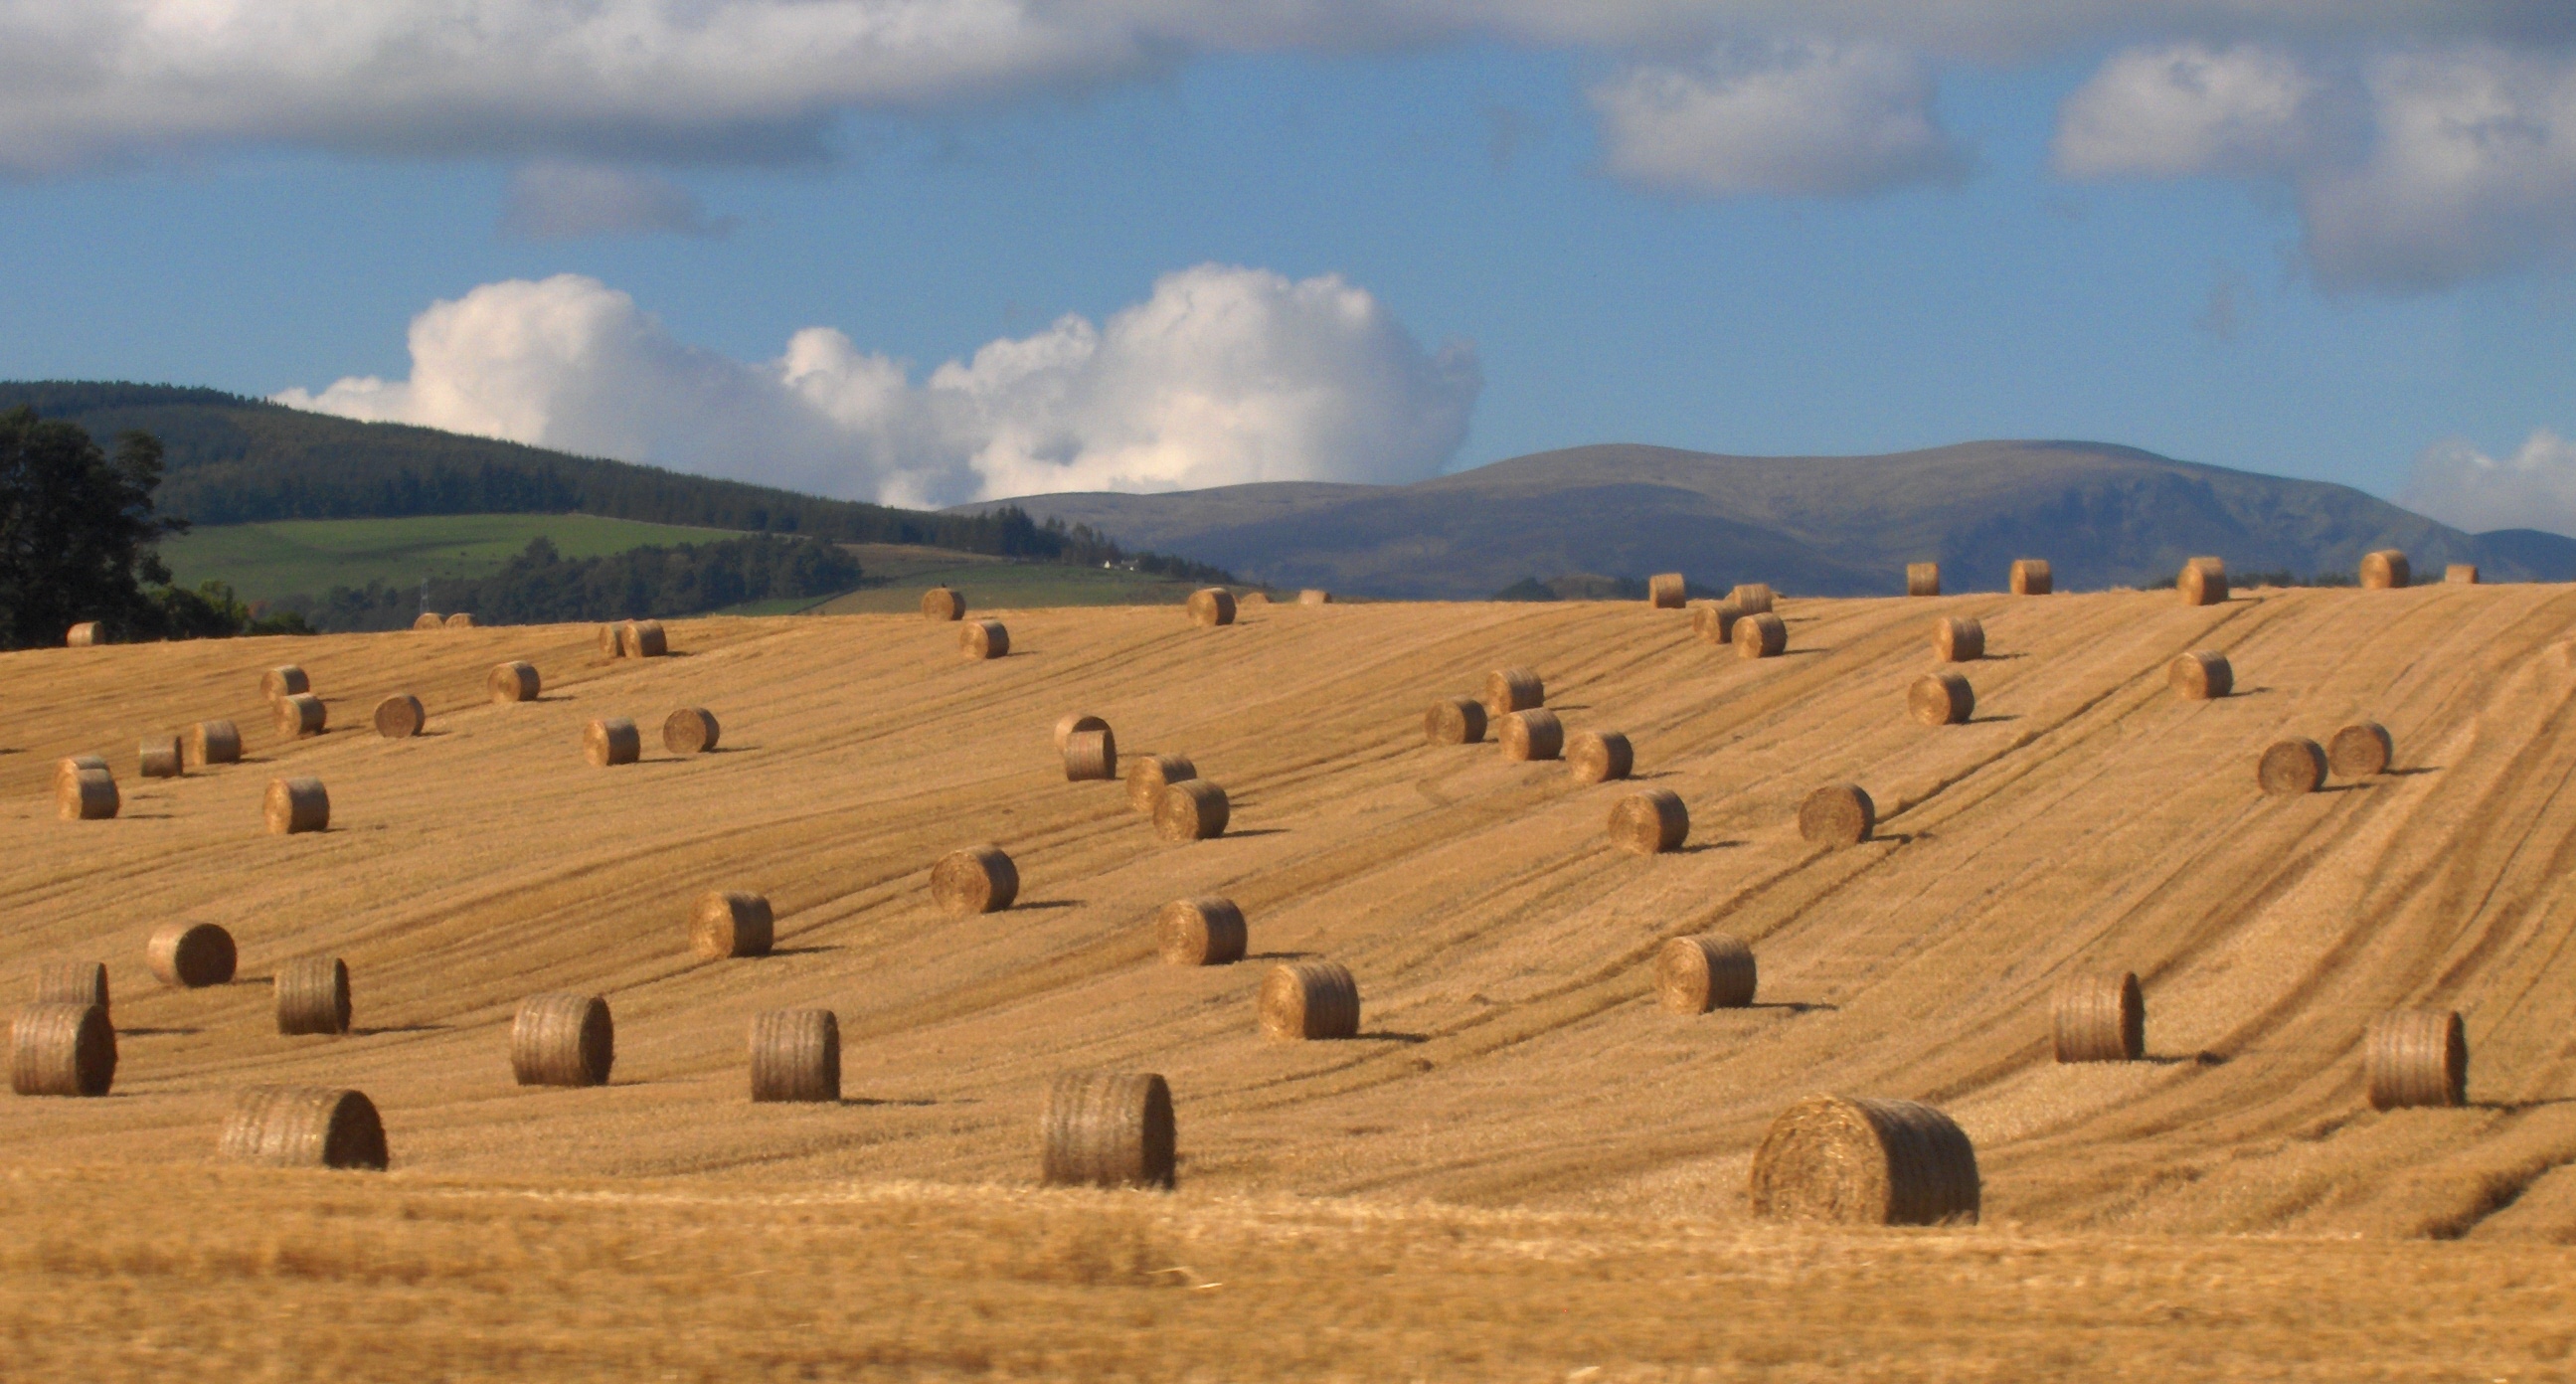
[160,514,745,603]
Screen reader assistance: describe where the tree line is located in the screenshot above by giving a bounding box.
[281,534,864,632]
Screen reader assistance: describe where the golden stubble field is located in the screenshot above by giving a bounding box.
[7,587,2576,1379]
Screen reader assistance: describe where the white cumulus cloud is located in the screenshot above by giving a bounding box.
[2401,429,2576,536]
[273,267,1481,508]
[1591,42,1969,198]
[2053,43,2323,179]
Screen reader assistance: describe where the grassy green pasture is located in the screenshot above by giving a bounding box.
[801,544,1211,613]
[160,514,744,602]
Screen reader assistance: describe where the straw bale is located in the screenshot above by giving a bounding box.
[261,666,309,702]
[922,587,965,620]
[186,720,242,768]
[2258,738,2327,795]
[961,619,1009,659]
[275,692,326,738]
[1932,616,1983,662]
[2010,559,2052,596]
[1155,779,1231,841]
[1730,583,1776,613]
[1126,754,1197,814]
[2366,1010,2467,1111]
[489,661,541,703]
[1734,611,1787,659]
[933,844,1019,915]
[1154,897,1246,966]
[2327,722,2393,778]
[444,612,475,628]
[1749,1094,1980,1226]
[9,1003,114,1097]
[663,707,721,754]
[2178,557,2227,606]
[1910,671,1975,726]
[626,619,668,657]
[1483,667,1544,718]
[1259,960,1360,1040]
[146,922,237,988]
[274,956,352,1036]
[65,622,100,646]
[1424,696,1487,746]
[1655,935,1756,1013]
[138,735,182,778]
[264,777,330,834]
[34,962,107,1014]
[1063,727,1116,781]
[1053,712,1108,752]
[2053,972,2144,1063]
[691,891,774,959]
[1608,787,1689,855]
[54,755,107,792]
[2360,549,2411,590]
[219,1087,387,1169]
[511,993,613,1087]
[1239,591,1271,606]
[1906,563,1941,597]
[1647,573,1687,608]
[413,612,444,630]
[1799,783,1875,847]
[1041,1071,1176,1189]
[1499,709,1565,762]
[1568,729,1633,783]
[2445,564,2479,585]
[749,1009,840,1103]
[1187,588,1237,627]
[372,694,425,739]
[1297,589,1332,606]
[584,717,641,767]
[599,622,627,656]
[2168,650,2232,700]
[57,768,117,821]
[1691,600,1742,645]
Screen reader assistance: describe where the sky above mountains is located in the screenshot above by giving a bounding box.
[3,3,2575,530]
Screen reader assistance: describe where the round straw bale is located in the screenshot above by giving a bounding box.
[2167,650,2232,700]
[1568,729,1634,782]
[186,720,242,768]
[2010,559,2053,596]
[2446,563,2479,585]
[2258,738,2327,795]
[413,611,444,630]
[1748,1094,1980,1226]
[1483,667,1545,718]
[1259,960,1360,1040]
[1054,712,1109,751]
[1692,600,1742,645]
[2360,549,2411,590]
[1609,787,1689,855]
[1182,588,1237,628]
[2366,1009,2467,1111]
[2052,972,2144,1063]
[372,694,425,740]
[66,621,100,646]
[584,717,641,767]
[1730,583,1776,614]
[1647,573,1686,608]
[1155,779,1230,842]
[2178,557,2227,606]
[138,735,182,779]
[488,661,541,703]
[1041,1071,1176,1189]
[274,692,326,738]
[922,587,965,620]
[56,769,117,822]
[146,922,236,988]
[2328,722,2393,778]
[1239,591,1271,606]
[261,665,309,702]
[691,891,774,959]
[264,777,329,834]
[54,754,107,792]
[749,1009,840,1102]
[933,844,1019,915]
[35,961,107,1014]
[1910,671,1975,726]
[1154,897,1247,966]
[627,619,668,657]
[599,622,627,656]
[511,993,613,1087]
[1126,754,1197,814]
[663,707,720,754]
[1655,935,1756,1013]
[444,611,475,628]
[274,956,352,1036]
[961,619,1009,659]
[1906,563,1941,597]
[1297,589,1332,606]
[1499,709,1565,762]
[1424,696,1487,746]
[1932,616,1984,662]
[1799,782,1876,847]
[219,1087,387,1169]
[1734,611,1787,659]
[1063,727,1116,781]
[9,1003,114,1097]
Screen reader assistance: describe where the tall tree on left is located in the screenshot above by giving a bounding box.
[0,406,186,649]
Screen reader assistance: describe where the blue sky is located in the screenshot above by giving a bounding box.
[2,6,2574,530]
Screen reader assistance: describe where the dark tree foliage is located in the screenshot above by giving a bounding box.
[0,406,187,647]
[281,534,864,632]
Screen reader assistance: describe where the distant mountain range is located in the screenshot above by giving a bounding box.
[953,440,2576,597]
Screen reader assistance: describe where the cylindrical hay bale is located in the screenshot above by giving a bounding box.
[1499,709,1565,762]
[275,692,326,738]
[1800,783,1876,847]
[921,587,965,620]
[274,956,352,1036]
[2328,722,2393,778]
[1932,616,1984,662]
[1424,696,1487,746]
[34,962,107,1014]
[511,993,613,1087]
[1730,583,1776,614]
[1647,573,1687,608]
[749,1009,840,1103]
[627,619,668,658]
[2258,739,2327,795]
[2446,564,2479,585]
[663,707,721,754]
[1910,671,1975,726]
[413,612,444,630]
[372,694,425,740]
[54,754,108,792]
[1655,935,1757,1013]
[1906,563,1941,597]
[57,769,118,822]
[138,736,182,779]
[66,621,101,646]
[1239,591,1271,607]
[2179,557,2227,606]
[1483,667,1545,718]
[1186,588,1237,627]
[2010,559,2053,596]
[1692,600,1742,645]
[2366,1010,2468,1111]
[1568,729,1634,782]
[1259,961,1360,1041]
[9,1004,115,1097]
[932,844,1019,915]
[1155,779,1231,842]
[2360,549,2411,590]
[2168,650,2233,700]
[261,665,310,702]
[1749,1094,1980,1226]
[1053,712,1109,752]
[2053,972,2145,1063]
[263,777,329,834]
[1126,754,1197,814]
[219,1087,388,1170]
[1154,897,1247,966]
[690,891,774,959]
[1297,589,1332,606]
[584,718,641,767]
[1734,611,1788,659]
[961,619,1009,660]
[598,622,627,656]
[146,923,237,988]
[488,661,541,704]
[444,611,475,629]
[1041,1071,1176,1189]
[186,720,242,768]
[1063,728,1117,781]
[1609,787,1690,855]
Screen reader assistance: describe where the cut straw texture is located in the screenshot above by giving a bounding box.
[2179,557,2227,606]
[1483,667,1544,719]
[1608,788,1689,855]
[1040,1072,1176,1190]
[1063,728,1116,781]
[1499,709,1565,762]
[1731,583,1775,613]
[186,720,242,768]
[1298,589,1332,606]
[138,736,181,779]
[1154,897,1247,966]
[1692,601,1741,645]
[2366,1010,2467,1111]
[445,612,475,628]
[274,956,352,1036]
[2360,549,2412,590]
[1655,935,1756,1013]
[922,587,965,620]
[1910,671,1975,726]
[691,891,774,959]
[1187,589,1237,627]
[961,619,1009,660]
[372,694,425,739]
[1126,754,1196,815]
[2168,651,2232,700]
[146,923,236,988]
[56,766,117,822]
[1054,713,1109,752]
[625,620,669,657]
[933,845,1019,915]
[1749,1095,1980,1226]
[1425,696,1487,746]
[274,693,326,738]
[1932,616,1983,662]
[414,612,444,630]
[219,1087,387,1170]
[511,993,613,1087]
[66,622,100,646]
[34,962,107,1014]
[2258,739,2327,795]
[749,1009,840,1103]
[1734,611,1787,659]
[2447,564,2480,585]
[1155,779,1230,841]
[599,622,628,657]
[1799,783,1875,847]
[2010,559,2052,596]
[1259,961,1360,1041]
[1647,573,1686,608]
[264,777,329,834]
[2328,722,2393,778]
[9,1003,114,1097]
[261,666,309,702]
[585,718,641,767]
[1906,563,1941,597]
[1568,730,1633,782]
[2053,973,2144,1063]
[663,707,721,754]
[488,661,541,703]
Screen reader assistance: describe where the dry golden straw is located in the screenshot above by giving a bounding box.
[1155,779,1230,841]
[1483,667,1544,718]
[2053,972,2144,1063]
[512,993,614,1087]
[1799,783,1875,847]
[264,777,330,834]
[372,694,425,739]
[444,611,475,628]
[2445,563,2479,585]
[1238,591,1271,606]
[1568,729,1633,782]
[2168,650,2232,700]
[585,718,641,767]
[1063,728,1116,781]
[9,1003,114,1097]
[1734,611,1787,659]
[1040,1072,1176,1189]
[1260,961,1360,1040]
[1749,1094,1980,1226]
[219,1087,387,1170]
[2010,559,2052,596]
[921,587,965,620]
[1297,589,1332,606]
[2360,549,2411,590]
[599,622,628,657]
[691,891,774,959]
[750,1009,840,1103]
[1910,671,1975,726]
[1655,935,1756,1013]
[933,845,1020,915]
[53,754,106,792]
[626,619,669,657]
[1154,897,1246,966]
[1126,754,1196,814]
[961,619,1009,660]
[1424,696,1487,746]
[2258,739,2326,795]
[1053,712,1108,752]
[1609,788,1689,855]
[1932,616,1983,662]
[488,661,541,703]
[1906,563,1941,597]
[186,720,242,768]
[56,767,117,822]
[1187,588,1237,627]
[274,692,326,738]
[2366,1010,2467,1110]
[1730,583,1776,613]
[1646,573,1686,608]
[663,707,721,754]
[1691,600,1742,645]
[1499,709,1565,762]
[274,956,352,1036]
[33,961,106,1014]
[137,736,182,779]
[2328,722,2393,778]
[146,922,237,988]
[413,612,444,630]
[65,621,101,646]
[261,665,309,702]
[2178,557,2227,606]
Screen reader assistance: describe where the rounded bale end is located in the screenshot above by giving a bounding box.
[690,891,775,959]
[2052,972,2145,1063]
[274,956,352,1036]
[583,718,641,767]
[274,693,327,739]
[488,661,541,704]
[186,720,242,768]
[663,707,721,755]
[1729,583,1776,613]
[598,622,628,657]
[511,993,613,1087]
[626,619,668,657]
[2010,559,2053,596]
[1567,729,1634,783]
[1799,783,1875,847]
[56,769,118,822]
[412,612,445,630]
[66,621,102,646]
[2168,651,2233,700]
[260,665,310,702]
[2366,1010,2468,1111]
[1609,787,1689,855]
[921,587,965,620]
[933,845,1019,915]
[1655,935,1756,1014]
[9,1003,115,1096]
[1932,616,1984,662]
[2179,558,2228,606]
[2445,563,2480,585]
[1053,712,1109,752]
[2258,739,2327,796]
[1905,562,1941,597]
[1155,778,1230,842]
[443,611,475,629]
[749,1009,840,1103]
[1041,1072,1175,1190]
[1154,897,1247,966]
[1186,588,1238,627]
[1646,573,1687,608]
[1297,589,1332,606]
[146,923,236,988]
[2360,549,2412,590]
[263,777,330,834]
[1482,667,1544,718]
[372,694,425,740]
[219,1087,387,1170]
[1499,709,1565,763]
[1424,696,1487,746]
[1749,1095,1980,1226]
[1125,754,1197,815]
[1734,611,1787,659]
[2327,722,2393,778]
[138,736,183,779]
[1910,671,1975,726]
[1259,961,1360,1041]
[961,619,1009,660]
[1063,727,1117,781]
[1692,600,1742,645]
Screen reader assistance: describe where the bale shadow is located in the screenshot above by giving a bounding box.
[2312,783,2367,794]
[1221,828,1290,840]
[2227,686,2275,697]
[1013,900,1081,912]
[529,694,579,702]
[2387,766,2442,777]
[118,812,176,820]
[417,730,454,738]
[768,945,841,955]
[1967,714,2022,725]
[2475,1096,2576,1112]
[354,1024,447,1036]
[1868,832,1922,845]
[843,1096,940,1109]
[1632,771,1680,781]
[1749,1001,1837,1014]
[1677,841,1742,854]
[1777,649,1828,658]
[2139,1051,2230,1066]
[1245,951,1314,961]
[705,745,757,754]
[116,1026,200,1037]
[1361,1031,1430,1044]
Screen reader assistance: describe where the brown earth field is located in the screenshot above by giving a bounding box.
[7,588,2576,1380]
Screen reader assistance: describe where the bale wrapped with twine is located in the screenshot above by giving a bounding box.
[1155,779,1230,842]
[1483,667,1544,718]
[488,661,541,704]
[2178,557,2227,606]
[274,956,352,1036]
[146,922,237,988]
[599,622,627,657]
[1187,588,1237,627]
[1609,787,1689,855]
[2168,650,2232,700]
[66,622,101,646]
[1424,696,1487,746]
[1054,712,1108,752]
[2366,1010,2467,1111]
[663,707,721,754]
[138,736,182,779]
[264,777,329,834]
[1568,729,1633,782]
[584,718,641,767]
[626,619,669,657]
[1692,600,1743,645]
[1932,616,1984,662]
[1799,783,1875,847]
[2053,972,2144,1063]
[275,692,326,739]
[1734,611,1787,659]
[1063,728,1116,781]
[1655,935,1756,1013]
[1499,709,1565,762]
[1910,671,1975,726]
[691,890,774,959]
[2360,549,2411,590]
[1297,589,1332,606]
[749,1008,840,1103]
[219,1087,387,1169]
[1906,563,1941,597]
[444,612,475,629]
[2446,564,2479,585]
[34,962,107,1014]
[512,993,613,1087]
[1647,573,1687,608]
[2010,559,2053,596]
[1748,1094,1980,1226]
[2258,738,2326,796]
[9,1003,114,1097]
[373,694,425,740]
[961,619,1009,660]
[1731,584,1776,614]
[186,720,242,768]
[2328,722,2392,778]
[1041,1071,1176,1189]
[413,612,444,630]
[1126,754,1196,814]
[922,587,965,620]
[1154,897,1246,966]
[933,845,1019,915]
[56,766,117,822]
[261,666,310,702]
[1259,960,1359,1040]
